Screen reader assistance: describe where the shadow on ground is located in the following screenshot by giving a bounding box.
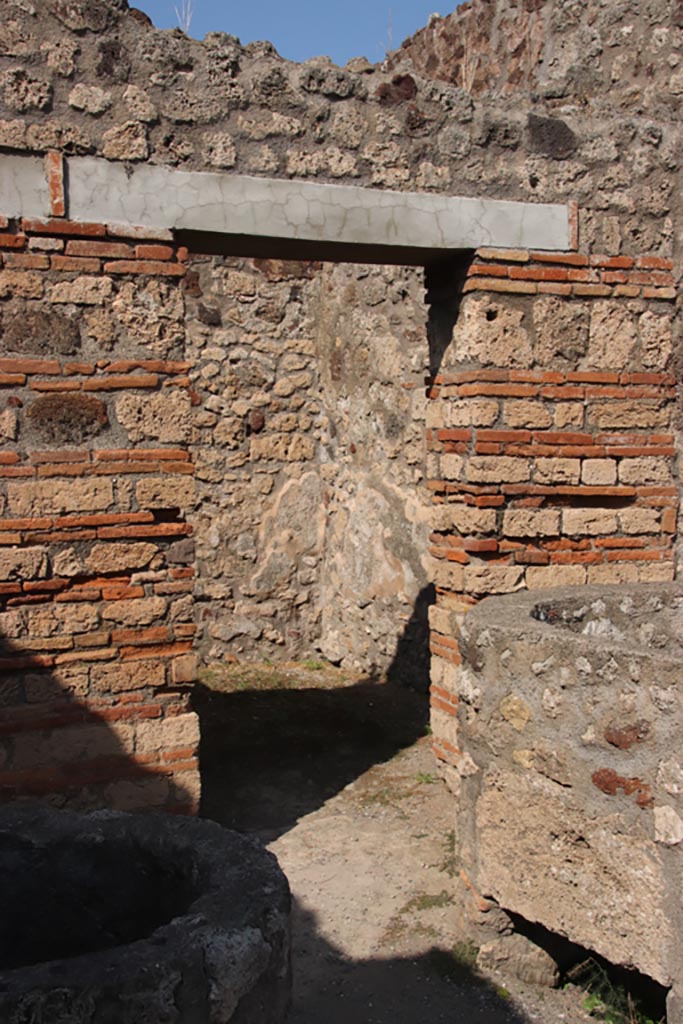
[288,901,532,1024]
[193,585,435,841]
[193,673,429,841]
[191,579,540,1024]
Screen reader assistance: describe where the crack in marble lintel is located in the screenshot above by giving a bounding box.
[0,153,572,253]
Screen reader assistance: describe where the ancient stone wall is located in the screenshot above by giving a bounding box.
[427,247,678,771]
[0,0,681,918]
[185,256,430,676]
[0,212,199,811]
[451,585,683,998]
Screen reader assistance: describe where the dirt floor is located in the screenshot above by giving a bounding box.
[192,663,624,1024]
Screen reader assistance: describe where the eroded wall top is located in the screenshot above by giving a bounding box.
[2,0,681,259]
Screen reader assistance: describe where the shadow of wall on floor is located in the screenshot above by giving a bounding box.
[193,585,436,840]
[285,900,534,1024]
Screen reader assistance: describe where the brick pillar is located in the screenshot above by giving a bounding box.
[0,214,200,813]
[426,244,678,787]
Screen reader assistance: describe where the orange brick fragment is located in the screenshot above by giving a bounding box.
[103,259,185,277]
[430,694,459,716]
[540,385,584,400]
[45,151,65,217]
[509,370,564,383]
[0,233,27,249]
[21,217,106,237]
[572,283,613,297]
[606,549,667,562]
[613,285,641,298]
[50,255,101,272]
[529,251,588,266]
[621,371,675,385]
[538,283,572,295]
[467,263,509,278]
[475,247,530,263]
[444,369,509,384]
[83,375,158,391]
[629,271,673,286]
[479,429,531,443]
[102,359,192,374]
[459,383,538,398]
[637,255,674,270]
[98,523,191,539]
[120,641,193,660]
[509,266,568,282]
[3,258,48,278]
[463,278,537,295]
[2,360,61,380]
[134,244,174,260]
[30,381,80,392]
[53,511,153,528]
[64,362,96,375]
[601,271,628,285]
[591,255,634,269]
[170,567,195,580]
[4,253,48,270]
[65,240,134,258]
[567,269,595,283]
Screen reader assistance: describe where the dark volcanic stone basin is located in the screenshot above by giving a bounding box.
[0,806,291,1023]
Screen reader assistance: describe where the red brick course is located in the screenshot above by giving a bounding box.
[0,214,196,811]
[464,248,676,301]
[428,265,679,780]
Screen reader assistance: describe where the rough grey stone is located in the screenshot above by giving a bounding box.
[27,394,108,444]
[5,307,81,356]
[0,806,291,1023]
[527,114,578,159]
[455,584,683,991]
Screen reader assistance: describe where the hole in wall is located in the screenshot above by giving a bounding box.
[505,912,668,1022]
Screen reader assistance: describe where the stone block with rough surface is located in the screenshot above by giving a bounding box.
[452,584,683,995]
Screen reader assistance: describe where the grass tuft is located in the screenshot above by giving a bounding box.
[567,959,665,1024]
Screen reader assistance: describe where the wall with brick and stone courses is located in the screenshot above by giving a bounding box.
[0,179,432,811]
[0,0,681,890]
[391,3,683,1000]
[0,209,200,811]
[426,248,678,772]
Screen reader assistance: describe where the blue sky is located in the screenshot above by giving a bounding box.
[133,1,448,66]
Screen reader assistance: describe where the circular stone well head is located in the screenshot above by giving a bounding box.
[0,806,291,1023]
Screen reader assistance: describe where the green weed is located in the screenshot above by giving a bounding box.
[567,959,664,1024]
[362,785,410,807]
[427,940,482,985]
[451,939,479,969]
[403,889,454,912]
[439,829,458,878]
